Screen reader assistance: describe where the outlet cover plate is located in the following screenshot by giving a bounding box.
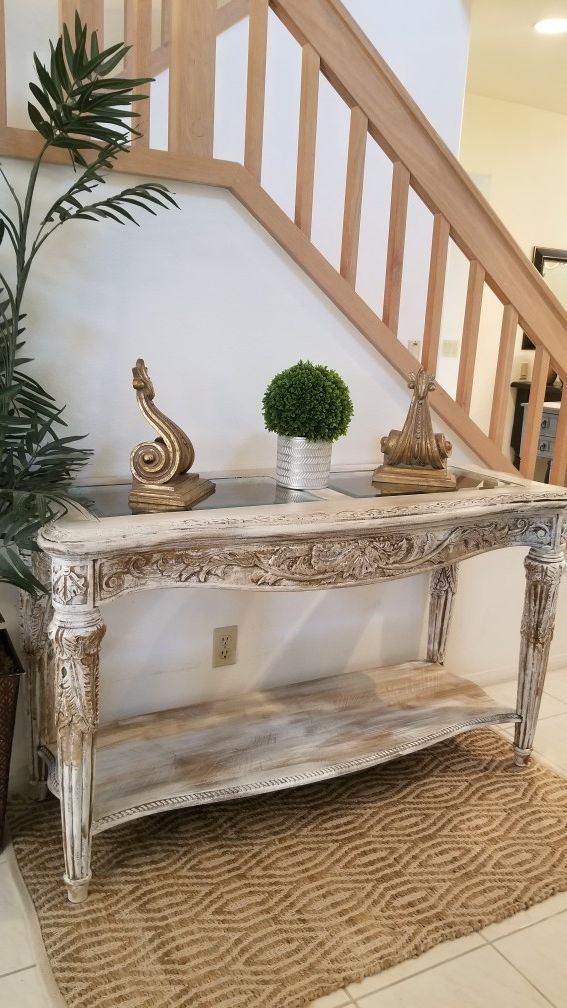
[212,625,238,667]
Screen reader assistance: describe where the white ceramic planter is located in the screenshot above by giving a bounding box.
[276,435,332,489]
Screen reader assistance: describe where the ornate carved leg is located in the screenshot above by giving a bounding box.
[21,554,53,800]
[514,548,565,767]
[50,602,105,904]
[427,564,458,664]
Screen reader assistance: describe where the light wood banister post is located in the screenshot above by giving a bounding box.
[59,1,78,30]
[244,0,269,180]
[217,0,250,34]
[0,0,6,127]
[124,1,152,149]
[340,105,367,285]
[520,345,550,479]
[60,1,104,35]
[295,43,320,237]
[80,0,104,34]
[488,305,518,449]
[382,161,409,335]
[161,0,171,46]
[549,389,567,486]
[422,214,450,374]
[169,0,216,156]
[456,260,484,414]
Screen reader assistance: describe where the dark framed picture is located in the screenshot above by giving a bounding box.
[523,246,567,349]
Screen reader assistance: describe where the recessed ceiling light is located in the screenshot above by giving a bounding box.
[534,17,567,34]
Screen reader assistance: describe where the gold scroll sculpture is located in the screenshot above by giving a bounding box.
[373,368,456,492]
[128,359,214,513]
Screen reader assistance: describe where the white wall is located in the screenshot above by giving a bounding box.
[5,1,567,792]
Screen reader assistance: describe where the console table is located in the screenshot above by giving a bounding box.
[24,465,567,903]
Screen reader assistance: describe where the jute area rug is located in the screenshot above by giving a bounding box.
[8,729,567,1008]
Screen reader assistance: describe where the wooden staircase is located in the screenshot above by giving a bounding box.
[2,0,567,481]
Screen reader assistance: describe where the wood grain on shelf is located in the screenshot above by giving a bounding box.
[78,661,518,829]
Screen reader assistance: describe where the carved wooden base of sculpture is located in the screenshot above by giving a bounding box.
[128,474,215,514]
[372,464,457,491]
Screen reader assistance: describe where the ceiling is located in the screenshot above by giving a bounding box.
[468,0,567,115]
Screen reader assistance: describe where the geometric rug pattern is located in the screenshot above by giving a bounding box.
[8,729,567,1008]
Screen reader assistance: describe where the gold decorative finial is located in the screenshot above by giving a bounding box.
[128,359,214,513]
[373,367,456,492]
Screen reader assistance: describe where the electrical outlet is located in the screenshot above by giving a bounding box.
[212,625,238,667]
[407,338,421,358]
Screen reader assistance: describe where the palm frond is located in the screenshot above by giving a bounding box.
[28,13,152,168]
[0,14,177,595]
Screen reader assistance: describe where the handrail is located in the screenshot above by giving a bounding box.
[272,0,567,373]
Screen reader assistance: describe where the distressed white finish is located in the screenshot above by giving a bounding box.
[39,660,519,834]
[514,548,566,766]
[49,608,106,904]
[27,465,567,902]
[427,564,458,663]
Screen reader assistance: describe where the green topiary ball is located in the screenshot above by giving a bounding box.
[262,360,353,442]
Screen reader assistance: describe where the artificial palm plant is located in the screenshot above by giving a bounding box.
[0,13,176,596]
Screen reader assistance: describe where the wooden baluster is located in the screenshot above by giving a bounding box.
[244,0,269,180]
[295,43,319,238]
[0,0,6,127]
[382,161,409,335]
[60,1,103,35]
[80,0,104,35]
[520,344,550,478]
[169,0,216,157]
[124,1,152,148]
[488,304,518,449]
[549,385,567,486]
[59,0,78,31]
[456,259,485,413]
[161,0,171,46]
[422,214,450,374]
[340,106,367,285]
[217,0,249,34]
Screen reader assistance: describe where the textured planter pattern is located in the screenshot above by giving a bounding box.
[276,436,332,489]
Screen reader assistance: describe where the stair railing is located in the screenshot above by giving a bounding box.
[1,0,566,483]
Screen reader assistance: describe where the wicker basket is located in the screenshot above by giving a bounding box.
[0,620,24,850]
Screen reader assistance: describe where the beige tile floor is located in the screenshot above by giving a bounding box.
[2,673,567,1008]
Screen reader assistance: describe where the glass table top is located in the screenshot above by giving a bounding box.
[326,469,498,498]
[76,470,501,519]
[81,477,320,519]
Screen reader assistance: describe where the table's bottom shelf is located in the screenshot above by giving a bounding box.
[41,660,520,834]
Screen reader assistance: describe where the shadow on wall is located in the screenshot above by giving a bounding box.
[95,578,428,722]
